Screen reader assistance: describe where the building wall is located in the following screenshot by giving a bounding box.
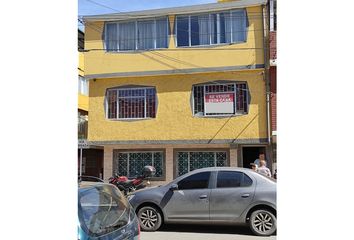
[102,143,240,184]
[78,52,89,111]
[270,66,276,133]
[84,6,264,77]
[87,70,267,142]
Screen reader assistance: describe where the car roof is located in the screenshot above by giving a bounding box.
[189,167,255,173]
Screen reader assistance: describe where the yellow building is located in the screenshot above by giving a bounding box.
[83,0,271,184]
[78,29,103,178]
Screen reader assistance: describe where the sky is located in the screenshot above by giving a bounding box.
[78,0,216,30]
[79,0,216,16]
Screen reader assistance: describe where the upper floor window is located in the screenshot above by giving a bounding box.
[106,87,157,120]
[78,75,89,96]
[105,17,169,52]
[193,82,249,117]
[176,9,247,47]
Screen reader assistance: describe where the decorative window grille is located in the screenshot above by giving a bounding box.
[177,151,227,176]
[105,17,169,52]
[193,82,249,116]
[113,151,164,178]
[176,9,247,47]
[106,87,156,120]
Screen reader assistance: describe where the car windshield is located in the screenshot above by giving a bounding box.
[78,185,130,237]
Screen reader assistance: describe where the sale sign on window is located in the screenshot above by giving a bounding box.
[205,93,235,114]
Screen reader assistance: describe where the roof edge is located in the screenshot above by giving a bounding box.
[82,0,266,22]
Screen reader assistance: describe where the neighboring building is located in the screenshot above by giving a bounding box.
[78,29,103,178]
[83,0,271,184]
[269,0,277,168]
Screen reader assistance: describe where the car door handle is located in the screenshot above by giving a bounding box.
[241,193,250,198]
[199,194,208,199]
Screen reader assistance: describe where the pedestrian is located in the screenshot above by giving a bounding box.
[253,153,265,167]
[250,163,258,171]
[273,169,277,179]
[257,160,271,177]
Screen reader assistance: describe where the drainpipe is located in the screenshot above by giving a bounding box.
[262,4,271,146]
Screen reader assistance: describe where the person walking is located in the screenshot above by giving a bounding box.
[257,160,272,177]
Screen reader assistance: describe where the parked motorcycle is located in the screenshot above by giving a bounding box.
[109,166,156,195]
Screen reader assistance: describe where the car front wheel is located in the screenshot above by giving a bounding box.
[137,206,162,231]
[249,209,277,236]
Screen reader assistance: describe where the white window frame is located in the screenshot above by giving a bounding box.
[104,17,169,52]
[175,9,247,48]
[105,87,157,120]
[78,75,89,96]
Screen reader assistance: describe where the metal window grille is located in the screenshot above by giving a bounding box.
[107,87,156,119]
[236,83,248,114]
[113,151,164,178]
[193,83,248,116]
[177,151,227,176]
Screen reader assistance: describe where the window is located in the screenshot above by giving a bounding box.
[78,185,130,237]
[178,171,211,190]
[105,17,168,51]
[216,171,253,188]
[177,151,227,176]
[78,75,89,96]
[193,82,249,117]
[113,151,164,178]
[106,87,157,120]
[176,9,247,47]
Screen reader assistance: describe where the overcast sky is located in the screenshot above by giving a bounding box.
[79,0,217,16]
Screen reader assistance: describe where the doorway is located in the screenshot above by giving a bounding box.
[242,146,267,169]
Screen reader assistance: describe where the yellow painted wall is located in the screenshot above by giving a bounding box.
[78,52,89,111]
[78,94,89,112]
[84,6,264,76]
[88,70,266,141]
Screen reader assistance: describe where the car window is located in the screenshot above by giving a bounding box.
[78,185,130,237]
[178,171,211,190]
[216,171,253,188]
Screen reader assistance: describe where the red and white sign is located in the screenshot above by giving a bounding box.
[205,93,234,114]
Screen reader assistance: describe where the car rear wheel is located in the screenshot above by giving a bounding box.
[137,206,162,231]
[249,209,277,236]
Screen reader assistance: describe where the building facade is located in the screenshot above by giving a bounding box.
[83,0,271,184]
[78,29,104,178]
[269,0,277,167]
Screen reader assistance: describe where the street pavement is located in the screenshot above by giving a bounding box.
[141,224,276,240]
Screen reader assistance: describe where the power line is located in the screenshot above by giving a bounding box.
[85,0,120,12]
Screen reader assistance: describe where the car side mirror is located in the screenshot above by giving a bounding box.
[169,184,178,191]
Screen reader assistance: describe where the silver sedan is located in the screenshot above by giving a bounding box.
[128,167,276,236]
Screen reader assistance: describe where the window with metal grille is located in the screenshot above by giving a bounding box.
[105,17,169,52]
[177,151,227,176]
[113,151,164,179]
[176,9,247,47]
[193,82,249,116]
[106,87,157,120]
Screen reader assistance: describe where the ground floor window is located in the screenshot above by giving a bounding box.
[113,151,164,178]
[176,151,227,176]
